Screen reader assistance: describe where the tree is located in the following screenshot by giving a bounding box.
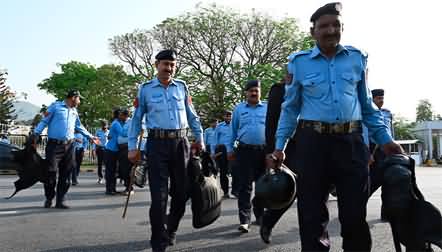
[0,71,17,125]
[38,62,141,127]
[416,99,433,122]
[393,116,416,140]
[153,5,313,124]
[109,29,156,80]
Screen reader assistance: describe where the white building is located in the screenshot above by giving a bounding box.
[412,120,442,161]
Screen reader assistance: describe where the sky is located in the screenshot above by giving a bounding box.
[2,0,441,121]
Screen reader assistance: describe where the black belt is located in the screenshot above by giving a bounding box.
[299,120,362,135]
[48,138,74,145]
[147,129,188,139]
[238,142,266,151]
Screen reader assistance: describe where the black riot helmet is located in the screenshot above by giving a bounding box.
[255,164,296,210]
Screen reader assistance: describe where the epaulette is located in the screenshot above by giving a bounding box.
[345,45,368,57]
[287,50,311,62]
[173,78,187,87]
[140,79,154,87]
[381,108,391,113]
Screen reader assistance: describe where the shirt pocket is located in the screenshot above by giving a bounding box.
[149,96,165,112]
[300,73,327,98]
[341,72,360,95]
[172,94,186,110]
[239,112,251,126]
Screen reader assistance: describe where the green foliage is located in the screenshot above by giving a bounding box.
[416,99,433,122]
[0,71,17,124]
[38,62,141,127]
[393,116,416,140]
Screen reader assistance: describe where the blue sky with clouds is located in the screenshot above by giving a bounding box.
[2,0,441,121]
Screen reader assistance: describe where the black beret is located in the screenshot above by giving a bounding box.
[310,2,342,23]
[120,108,129,115]
[155,49,177,61]
[66,90,83,98]
[245,80,261,91]
[371,89,384,97]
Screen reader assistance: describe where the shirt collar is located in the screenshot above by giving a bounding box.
[152,78,177,87]
[246,100,263,107]
[310,44,349,59]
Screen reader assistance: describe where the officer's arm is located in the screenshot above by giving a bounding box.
[274,80,301,151]
[128,87,146,151]
[211,126,219,155]
[75,116,93,140]
[34,103,56,135]
[358,58,392,145]
[184,90,203,143]
[265,84,285,153]
[227,108,239,153]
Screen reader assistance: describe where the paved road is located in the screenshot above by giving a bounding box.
[1,167,441,252]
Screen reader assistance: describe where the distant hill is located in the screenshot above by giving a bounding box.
[13,101,41,122]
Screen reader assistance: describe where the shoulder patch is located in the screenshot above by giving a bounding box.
[287,50,311,62]
[141,80,154,87]
[345,45,368,57]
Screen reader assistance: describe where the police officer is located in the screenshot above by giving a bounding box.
[104,108,123,195]
[272,3,404,251]
[71,129,87,185]
[117,108,132,194]
[33,90,98,209]
[227,80,267,233]
[260,74,297,243]
[204,119,217,154]
[94,120,109,184]
[368,89,394,221]
[212,110,232,198]
[128,49,203,252]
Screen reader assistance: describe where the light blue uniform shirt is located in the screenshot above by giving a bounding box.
[118,119,130,144]
[34,101,92,141]
[204,127,216,148]
[364,108,394,145]
[275,45,392,151]
[128,78,203,150]
[106,119,123,152]
[95,128,109,147]
[212,122,232,154]
[74,133,87,150]
[228,101,267,153]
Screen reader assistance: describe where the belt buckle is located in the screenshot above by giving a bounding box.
[314,123,323,134]
[159,130,165,139]
[332,124,342,134]
[169,131,176,138]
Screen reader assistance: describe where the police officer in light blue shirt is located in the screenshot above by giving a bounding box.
[94,120,109,184]
[367,89,395,221]
[117,109,132,194]
[71,131,87,185]
[104,108,123,195]
[33,90,97,209]
[127,49,203,252]
[271,3,404,251]
[228,80,267,233]
[203,120,217,154]
[212,111,232,198]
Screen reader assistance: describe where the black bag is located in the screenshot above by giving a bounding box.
[188,155,222,229]
[382,154,442,252]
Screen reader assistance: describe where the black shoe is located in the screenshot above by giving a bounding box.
[238,224,249,233]
[72,181,78,186]
[54,203,70,209]
[44,200,52,208]
[260,225,272,244]
[251,216,262,226]
[105,191,117,195]
[168,232,176,246]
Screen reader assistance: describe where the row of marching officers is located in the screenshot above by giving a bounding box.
[30,2,439,252]
[127,2,403,251]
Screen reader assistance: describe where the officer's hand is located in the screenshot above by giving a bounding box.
[90,137,100,145]
[272,150,285,169]
[227,152,235,161]
[382,141,404,156]
[128,150,139,164]
[266,153,279,170]
[368,154,375,167]
[193,141,204,152]
[29,134,40,149]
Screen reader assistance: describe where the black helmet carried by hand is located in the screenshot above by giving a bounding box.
[255,164,296,210]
